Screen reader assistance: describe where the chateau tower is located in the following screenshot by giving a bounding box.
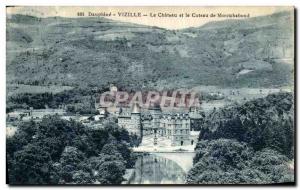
[189,101,204,131]
[131,103,142,137]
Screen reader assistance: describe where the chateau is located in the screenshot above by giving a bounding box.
[98,102,203,146]
[95,85,204,146]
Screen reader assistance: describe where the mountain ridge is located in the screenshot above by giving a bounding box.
[6,11,294,91]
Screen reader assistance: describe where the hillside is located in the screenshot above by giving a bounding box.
[6,11,294,91]
[199,92,294,158]
[187,92,294,184]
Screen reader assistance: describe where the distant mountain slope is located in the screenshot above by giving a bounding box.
[6,11,294,91]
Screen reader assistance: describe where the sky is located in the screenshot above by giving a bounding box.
[6,6,293,29]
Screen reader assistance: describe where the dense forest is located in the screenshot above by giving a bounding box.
[187,92,294,184]
[7,115,139,184]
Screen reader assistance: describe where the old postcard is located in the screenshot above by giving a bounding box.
[6,6,294,185]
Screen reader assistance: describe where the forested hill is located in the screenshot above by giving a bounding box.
[199,92,294,158]
[7,11,293,90]
[187,92,294,184]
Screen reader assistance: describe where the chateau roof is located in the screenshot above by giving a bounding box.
[132,103,141,114]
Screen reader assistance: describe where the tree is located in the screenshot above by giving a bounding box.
[9,143,56,184]
[187,139,294,184]
[7,114,135,184]
[103,121,131,143]
[251,149,294,183]
[101,140,134,168]
[199,92,294,158]
[97,160,126,184]
[59,146,86,183]
[72,170,94,184]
